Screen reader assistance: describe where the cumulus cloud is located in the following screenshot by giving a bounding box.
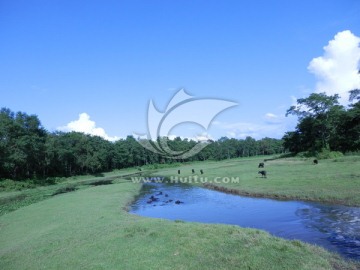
[308,30,360,104]
[57,113,120,142]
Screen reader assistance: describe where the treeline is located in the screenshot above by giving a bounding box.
[0,107,284,180]
[283,90,360,155]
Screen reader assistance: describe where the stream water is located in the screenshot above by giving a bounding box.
[129,182,360,260]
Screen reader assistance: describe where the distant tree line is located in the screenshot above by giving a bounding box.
[283,89,360,155]
[0,107,284,180]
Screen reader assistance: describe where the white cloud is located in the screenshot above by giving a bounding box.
[167,132,214,142]
[57,113,120,142]
[265,113,277,118]
[212,118,295,140]
[264,113,282,124]
[308,30,360,104]
[194,132,214,142]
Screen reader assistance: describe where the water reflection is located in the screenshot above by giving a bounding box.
[130,183,360,260]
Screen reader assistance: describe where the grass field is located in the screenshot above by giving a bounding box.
[1,180,359,270]
[155,155,360,206]
[0,167,142,216]
[1,156,360,269]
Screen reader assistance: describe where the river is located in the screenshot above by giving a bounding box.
[130,182,360,260]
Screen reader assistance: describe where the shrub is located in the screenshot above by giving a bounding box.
[316,149,344,159]
[344,151,360,156]
[0,179,35,191]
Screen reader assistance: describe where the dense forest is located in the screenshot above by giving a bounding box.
[0,107,283,180]
[1,90,359,181]
[283,89,360,155]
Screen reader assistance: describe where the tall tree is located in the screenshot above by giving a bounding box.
[0,108,46,179]
[285,93,342,151]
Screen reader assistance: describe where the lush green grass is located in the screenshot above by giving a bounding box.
[156,156,360,206]
[1,156,359,269]
[1,181,358,270]
[0,168,143,215]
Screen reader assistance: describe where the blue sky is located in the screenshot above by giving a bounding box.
[1,0,360,141]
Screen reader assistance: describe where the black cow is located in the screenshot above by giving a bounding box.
[178,170,181,174]
[313,159,318,165]
[258,170,267,178]
[192,169,195,174]
[200,169,204,174]
[258,162,265,168]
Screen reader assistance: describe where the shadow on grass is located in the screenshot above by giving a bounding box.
[87,180,113,186]
[92,173,105,177]
[52,186,78,196]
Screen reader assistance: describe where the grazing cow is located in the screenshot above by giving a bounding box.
[200,169,204,174]
[258,162,265,168]
[258,170,267,178]
[192,169,195,174]
[178,169,181,174]
[175,200,184,204]
[313,159,318,165]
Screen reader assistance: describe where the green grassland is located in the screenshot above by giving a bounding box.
[157,155,360,206]
[1,156,360,269]
[1,181,358,270]
[0,167,143,216]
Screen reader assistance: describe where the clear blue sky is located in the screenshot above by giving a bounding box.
[1,0,360,140]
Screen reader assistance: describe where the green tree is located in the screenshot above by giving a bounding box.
[0,108,47,179]
[332,89,360,152]
[285,93,342,152]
